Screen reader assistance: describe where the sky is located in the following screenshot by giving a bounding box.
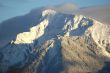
[0,0,110,23]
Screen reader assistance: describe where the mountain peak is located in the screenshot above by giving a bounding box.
[42,9,56,17]
[0,8,110,73]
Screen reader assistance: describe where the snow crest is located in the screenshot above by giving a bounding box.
[14,19,49,44]
[42,9,56,17]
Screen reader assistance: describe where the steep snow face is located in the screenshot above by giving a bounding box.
[73,15,84,30]
[14,9,56,44]
[92,21,110,48]
[63,15,93,36]
[88,20,110,57]
[0,9,110,73]
[14,19,49,44]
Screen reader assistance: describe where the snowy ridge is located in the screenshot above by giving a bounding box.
[89,20,110,49]
[88,20,110,57]
[14,19,49,44]
[14,9,57,44]
[0,9,110,73]
[12,9,94,45]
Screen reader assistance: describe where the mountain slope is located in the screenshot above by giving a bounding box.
[0,9,110,73]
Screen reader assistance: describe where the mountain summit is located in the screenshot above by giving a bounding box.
[0,9,110,73]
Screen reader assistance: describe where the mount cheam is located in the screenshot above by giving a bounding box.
[0,9,110,73]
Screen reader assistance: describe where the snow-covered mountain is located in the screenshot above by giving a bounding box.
[0,9,110,73]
